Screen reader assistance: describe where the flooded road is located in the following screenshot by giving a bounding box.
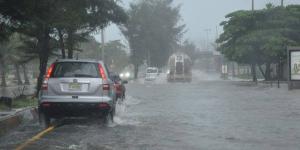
[1,80,300,150]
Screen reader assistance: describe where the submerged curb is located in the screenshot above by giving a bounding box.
[0,107,38,136]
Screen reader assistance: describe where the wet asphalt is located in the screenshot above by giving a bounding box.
[0,75,300,150]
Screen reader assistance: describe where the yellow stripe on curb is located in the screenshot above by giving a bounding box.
[15,126,55,150]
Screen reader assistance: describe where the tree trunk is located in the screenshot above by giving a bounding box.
[265,63,271,81]
[251,63,257,82]
[247,66,251,76]
[258,65,266,80]
[232,62,235,77]
[134,63,139,79]
[22,64,30,85]
[279,61,284,80]
[237,64,240,76]
[0,59,7,87]
[36,27,51,97]
[58,29,66,59]
[258,63,271,81]
[15,64,23,85]
[67,29,74,59]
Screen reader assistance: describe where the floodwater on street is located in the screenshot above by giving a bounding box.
[1,72,300,150]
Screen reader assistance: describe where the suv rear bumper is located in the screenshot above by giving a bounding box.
[39,102,112,118]
[38,96,114,118]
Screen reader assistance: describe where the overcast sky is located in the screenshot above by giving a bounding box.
[95,0,300,48]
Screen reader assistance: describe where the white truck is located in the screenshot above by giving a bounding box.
[167,52,192,82]
[145,67,159,81]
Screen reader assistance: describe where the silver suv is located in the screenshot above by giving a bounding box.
[38,59,117,127]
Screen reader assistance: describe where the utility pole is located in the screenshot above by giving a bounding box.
[215,26,219,50]
[101,29,105,62]
[251,0,258,83]
[281,0,284,7]
[147,50,151,67]
[204,29,211,51]
[215,26,219,41]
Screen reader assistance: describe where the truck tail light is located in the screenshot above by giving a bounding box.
[116,85,121,91]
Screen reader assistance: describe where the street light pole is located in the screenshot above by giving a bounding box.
[252,0,254,11]
[101,29,105,62]
[204,29,211,51]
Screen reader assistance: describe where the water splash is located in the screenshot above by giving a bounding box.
[110,95,142,127]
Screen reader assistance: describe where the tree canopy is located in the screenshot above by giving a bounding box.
[120,0,185,78]
[79,38,129,73]
[0,0,127,91]
[217,4,300,81]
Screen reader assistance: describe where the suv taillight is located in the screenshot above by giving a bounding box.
[42,63,55,91]
[98,63,107,80]
[98,63,110,95]
[42,79,49,90]
[102,83,110,96]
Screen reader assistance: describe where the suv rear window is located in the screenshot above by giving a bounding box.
[51,62,100,78]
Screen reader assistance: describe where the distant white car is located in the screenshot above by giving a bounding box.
[145,67,159,81]
[119,71,132,80]
[119,66,134,80]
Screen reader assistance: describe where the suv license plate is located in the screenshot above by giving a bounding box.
[69,83,81,91]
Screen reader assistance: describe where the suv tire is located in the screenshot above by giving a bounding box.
[39,112,51,128]
[104,110,114,124]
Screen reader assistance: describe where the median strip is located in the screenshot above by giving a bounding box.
[15,126,55,150]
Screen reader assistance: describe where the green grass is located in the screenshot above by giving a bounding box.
[12,97,38,108]
[0,104,7,111]
[0,97,37,111]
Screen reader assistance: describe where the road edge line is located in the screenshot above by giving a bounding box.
[15,126,55,150]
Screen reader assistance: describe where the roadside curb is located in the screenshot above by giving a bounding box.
[0,107,38,136]
[236,80,288,85]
